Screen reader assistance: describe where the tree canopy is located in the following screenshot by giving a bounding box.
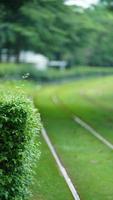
[0,0,113,66]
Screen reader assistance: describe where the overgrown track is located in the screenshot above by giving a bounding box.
[52,95,113,150]
[36,76,113,200]
[42,127,80,200]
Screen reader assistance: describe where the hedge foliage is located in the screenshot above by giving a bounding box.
[0,90,41,200]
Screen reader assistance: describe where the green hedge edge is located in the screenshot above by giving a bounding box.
[0,90,41,200]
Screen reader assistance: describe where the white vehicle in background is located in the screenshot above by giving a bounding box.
[49,60,67,70]
[1,49,68,71]
[1,50,49,71]
[20,51,49,71]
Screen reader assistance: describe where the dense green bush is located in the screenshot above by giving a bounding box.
[0,90,41,200]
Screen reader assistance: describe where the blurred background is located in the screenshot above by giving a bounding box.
[0,0,113,82]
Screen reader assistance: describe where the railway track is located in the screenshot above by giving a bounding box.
[52,95,113,151]
[42,127,81,200]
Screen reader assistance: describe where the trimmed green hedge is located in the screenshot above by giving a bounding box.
[0,91,41,200]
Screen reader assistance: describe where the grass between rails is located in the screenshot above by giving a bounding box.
[30,134,73,200]
[34,75,113,200]
[57,76,113,143]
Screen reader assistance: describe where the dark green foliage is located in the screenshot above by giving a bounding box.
[100,0,113,10]
[0,0,30,11]
[0,91,41,200]
[1,0,113,66]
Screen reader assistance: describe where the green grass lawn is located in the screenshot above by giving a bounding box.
[2,75,113,200]
[34,75,113,200]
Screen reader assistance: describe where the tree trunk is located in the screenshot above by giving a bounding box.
[54,52,62,60]
[14,38,21,63]
[0,48,2,62]
[6,48,11,62]
[15,50,20,63]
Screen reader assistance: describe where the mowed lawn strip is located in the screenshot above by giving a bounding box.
[34,79,113,200]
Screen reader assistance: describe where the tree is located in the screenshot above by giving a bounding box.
[0,0,77,62]
[1,0,113,66]
[0,0,29,12]
[100,0,113,10]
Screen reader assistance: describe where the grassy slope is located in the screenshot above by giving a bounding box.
[34,75,113,200]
